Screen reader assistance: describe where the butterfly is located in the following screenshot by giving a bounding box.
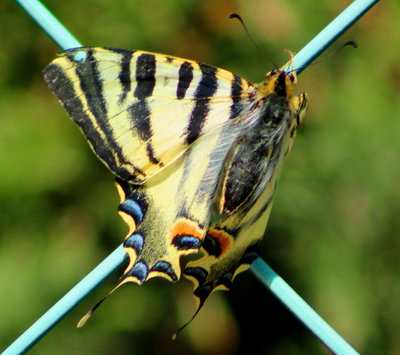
[43,47,308,325]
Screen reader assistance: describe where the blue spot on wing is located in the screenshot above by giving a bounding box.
[151,261,178,281]
[124,233,144,254]
[119,199,144,224]
[126,260,149,282]
[172,235,202,251]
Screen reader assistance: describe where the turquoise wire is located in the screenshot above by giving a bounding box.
[293,0,379,73]
[251,258,358,355]
[4,0,380,353]
[14,0,82,49]
[3,246,127,355]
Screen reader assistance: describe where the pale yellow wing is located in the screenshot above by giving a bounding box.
[44,47,254,183]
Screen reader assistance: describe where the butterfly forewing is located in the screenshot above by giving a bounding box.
[44,48,254,184]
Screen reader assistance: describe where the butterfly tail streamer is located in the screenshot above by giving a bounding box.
[76,295,107,328]
[4,0,380,354]
[76,277,127,328]
[172,301,206,341]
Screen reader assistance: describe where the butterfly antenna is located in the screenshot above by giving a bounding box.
[229,13,278,69]
[289,40,358,73]
[324,40,358,60]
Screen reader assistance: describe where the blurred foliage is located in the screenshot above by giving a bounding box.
[1,0,399,354]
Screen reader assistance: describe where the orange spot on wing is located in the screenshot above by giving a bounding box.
[170,218,204,241]
[171,218,204,240]
[207,229,233,256]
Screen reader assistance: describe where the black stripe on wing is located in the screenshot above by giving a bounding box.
[43,49,143,182]
[118,50,134,104]
[177,61,194,100]
[185,63,218,145]
[230,74,244,119]
[128,53,162,166]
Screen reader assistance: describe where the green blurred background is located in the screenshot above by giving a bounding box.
[1,0,399,354]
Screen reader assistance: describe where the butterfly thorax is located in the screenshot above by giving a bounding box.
[257,69,296,97]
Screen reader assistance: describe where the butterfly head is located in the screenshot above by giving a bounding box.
[257,70,297,100]
[257,50,298,99]
[255,49,307,130]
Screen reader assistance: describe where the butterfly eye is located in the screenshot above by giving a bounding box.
[288,72,296,82]
[270,69,279,76]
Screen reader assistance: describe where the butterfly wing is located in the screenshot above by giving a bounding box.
[43,47,253,183]
[43,47,259,284]
[116,118,248,284]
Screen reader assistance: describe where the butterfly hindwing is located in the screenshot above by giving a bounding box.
[116,123,240,284]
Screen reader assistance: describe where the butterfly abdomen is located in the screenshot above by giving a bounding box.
[219,87,295,216]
